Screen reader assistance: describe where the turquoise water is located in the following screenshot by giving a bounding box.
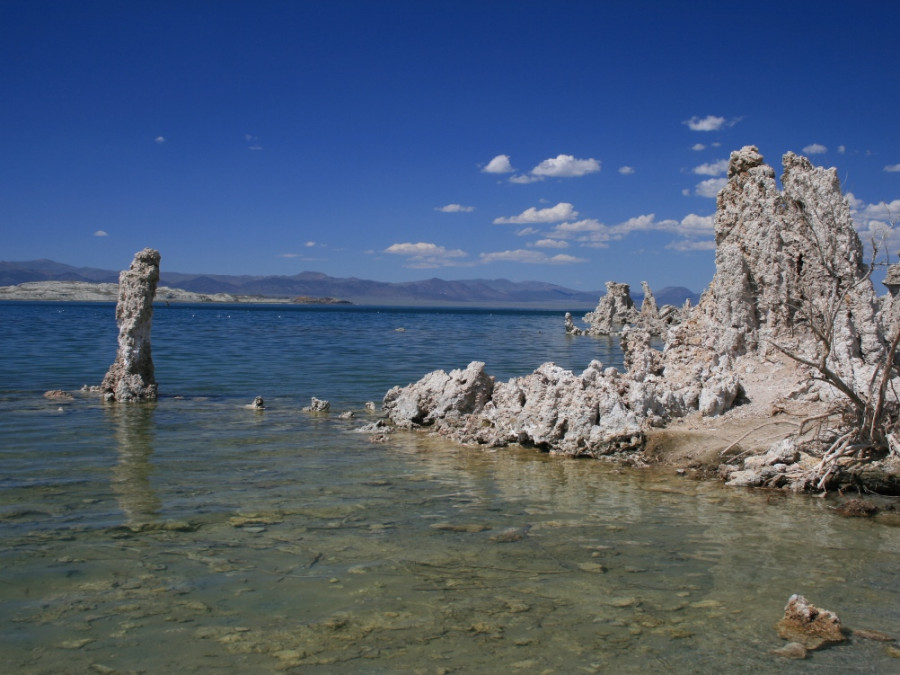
[1,301,899,673]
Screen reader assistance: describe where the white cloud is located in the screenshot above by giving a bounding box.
[436,204,475,213]
[530,154,601,178]
[534,211,715,251]
[154,136,166,144]
[851,196,900,226]
[494,202,578,224]
[278,253,299,258]
[802,143,828,155]
[532,238,569,249]
[305,241,316,247]
[546,219,610,248]
[482,154,514,174]
[515,227,540,236]
[695,177,728,198]
[847,194,900,256]
[692,159,729,176]
[838,145,847,154]
[384,241,468,268]
[610,213,664,234]
[678,213,715,235]
[551,218,606,234]
[618,166,635,175]
[685,115,726,131]
[508,173,542,184]
[884,164,900,173]
[667,239,717,251]
[93,230,108,237]
[479,249,586,264]
[692,143,706,151]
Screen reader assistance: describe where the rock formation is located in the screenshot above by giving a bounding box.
[100,249,161,402]
[639,281,659,321]
[572,280,684,337]
[581,282,640,335]
[380,147,898,487]
[775,595,845,650]
[564,312,583,335]
[303,397,331,412]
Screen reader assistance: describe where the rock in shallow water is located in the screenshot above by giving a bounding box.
[100,248,160,402]
[775,594,845,650]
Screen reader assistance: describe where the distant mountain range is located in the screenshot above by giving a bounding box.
[0,259,700,307]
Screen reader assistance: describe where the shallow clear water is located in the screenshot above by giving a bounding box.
[1,301,899,673]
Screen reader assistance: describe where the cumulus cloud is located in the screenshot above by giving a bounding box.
[618,166,635,175]
[538,211,715,251]
[884,164,900,173]
[692,143,707,151]
[530,154,601,178]
[847,193,900,255]
[436,204,475,213]
[482,154,515,174]
[544,218,611,248]
[508,173,542,184]
[695,177,728,198]
[802,143,828,155]
[678,213,715,235]
[532,238,569,249]
[479,249,586,265]
[667,239,717,251]
[154,136,166,144]
[494,202,578,224]
[685,115,726,131]
[692,159,729,176]
[384,241,468,268]
[305,241,316,247]
[93,230,108,237]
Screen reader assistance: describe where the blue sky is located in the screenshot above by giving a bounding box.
[3,0,900,293]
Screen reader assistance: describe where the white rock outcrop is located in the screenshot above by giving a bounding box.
[581,281,640,335]
[381,147,891,468]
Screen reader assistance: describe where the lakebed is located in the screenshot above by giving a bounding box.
[2,301,898,672]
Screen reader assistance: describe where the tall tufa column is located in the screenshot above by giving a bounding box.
[101,248,161,401]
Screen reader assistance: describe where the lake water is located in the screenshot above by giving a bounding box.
[1,301,899,673]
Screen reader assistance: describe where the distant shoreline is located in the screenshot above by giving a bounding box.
[0,281,349,305]
[0,280,599,310]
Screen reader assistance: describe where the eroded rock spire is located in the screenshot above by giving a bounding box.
[101,248,161,402]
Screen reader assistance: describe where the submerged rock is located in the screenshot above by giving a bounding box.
[303,397,331,412]
[244,396,265,410]
[775,594,845,650]
[564,312,584,335]
[100,249,161,402]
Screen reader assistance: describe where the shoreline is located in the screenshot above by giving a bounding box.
[0,281,345,305]
[0,280,597,310]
